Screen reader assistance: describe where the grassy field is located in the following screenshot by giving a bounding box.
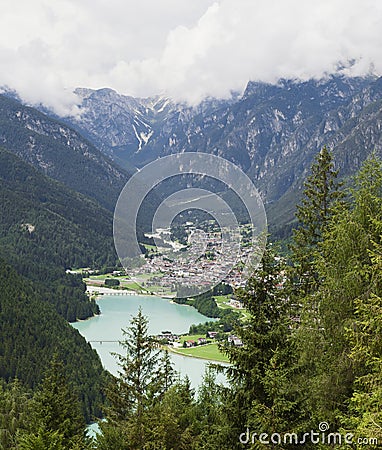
[85,274,121,280]
[142,244,157,251]
[122,281,145,291]
[214,295,232,309]
[172,343,229,363]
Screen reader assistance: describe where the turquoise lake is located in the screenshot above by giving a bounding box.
[72,294,226,387]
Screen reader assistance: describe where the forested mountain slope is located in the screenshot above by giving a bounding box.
[0,147,123,419]
[0,94,129,212]
[0,146,118,320]
[0,260,104,422]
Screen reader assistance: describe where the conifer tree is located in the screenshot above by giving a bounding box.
[0,379,33,450]
[193,367,230,449]
[24,355,88,449]
[150,350,176,402]
[343,209,382,448]
[99,307,160,449]
[307,155,382,427]
[141,377,199,450]
[17,429,65,450]
[338,157,382,445]
[289,147,344,429]
[344,294,382,448]
[290,146,342,294]
[223,245,299,447]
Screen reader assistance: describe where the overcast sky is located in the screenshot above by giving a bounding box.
[1,0,382,115]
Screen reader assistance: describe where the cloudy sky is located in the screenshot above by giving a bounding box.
[1,0,382,114]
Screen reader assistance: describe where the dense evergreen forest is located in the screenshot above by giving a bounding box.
[0,260,105,424]
[0,98,158,437]
[2,147,382,449]
[0,147,119,320]
[0,147,123,421]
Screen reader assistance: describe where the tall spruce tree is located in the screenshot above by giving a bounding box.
[288,147,344,430]
[290,146,342,295]
[314,155,382,429]
[98,307,161,449]
[222,245,300,448]
[19,355,89,449]
[343,204,382,446]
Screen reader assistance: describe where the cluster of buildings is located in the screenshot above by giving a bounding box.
[154,330,243,348]
[155,331,179,343]
[130,222,256,295]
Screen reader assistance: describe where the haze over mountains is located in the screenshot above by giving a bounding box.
[61,74,382,235]
[0,95,130,211]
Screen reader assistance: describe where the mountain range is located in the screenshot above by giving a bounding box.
[63,75,382,236]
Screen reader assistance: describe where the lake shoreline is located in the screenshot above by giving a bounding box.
[77,290,221,365]
[86,283,178,300]
[86,285,140,296]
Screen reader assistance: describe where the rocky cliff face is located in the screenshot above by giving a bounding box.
[61,75,382,235]
[0,94,129,211]
[70,88,178,170]
[68,88,239,167]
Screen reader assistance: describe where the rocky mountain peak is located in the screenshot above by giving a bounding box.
[54,75,382,236]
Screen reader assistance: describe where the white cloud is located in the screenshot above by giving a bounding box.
[0,0,381,113]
